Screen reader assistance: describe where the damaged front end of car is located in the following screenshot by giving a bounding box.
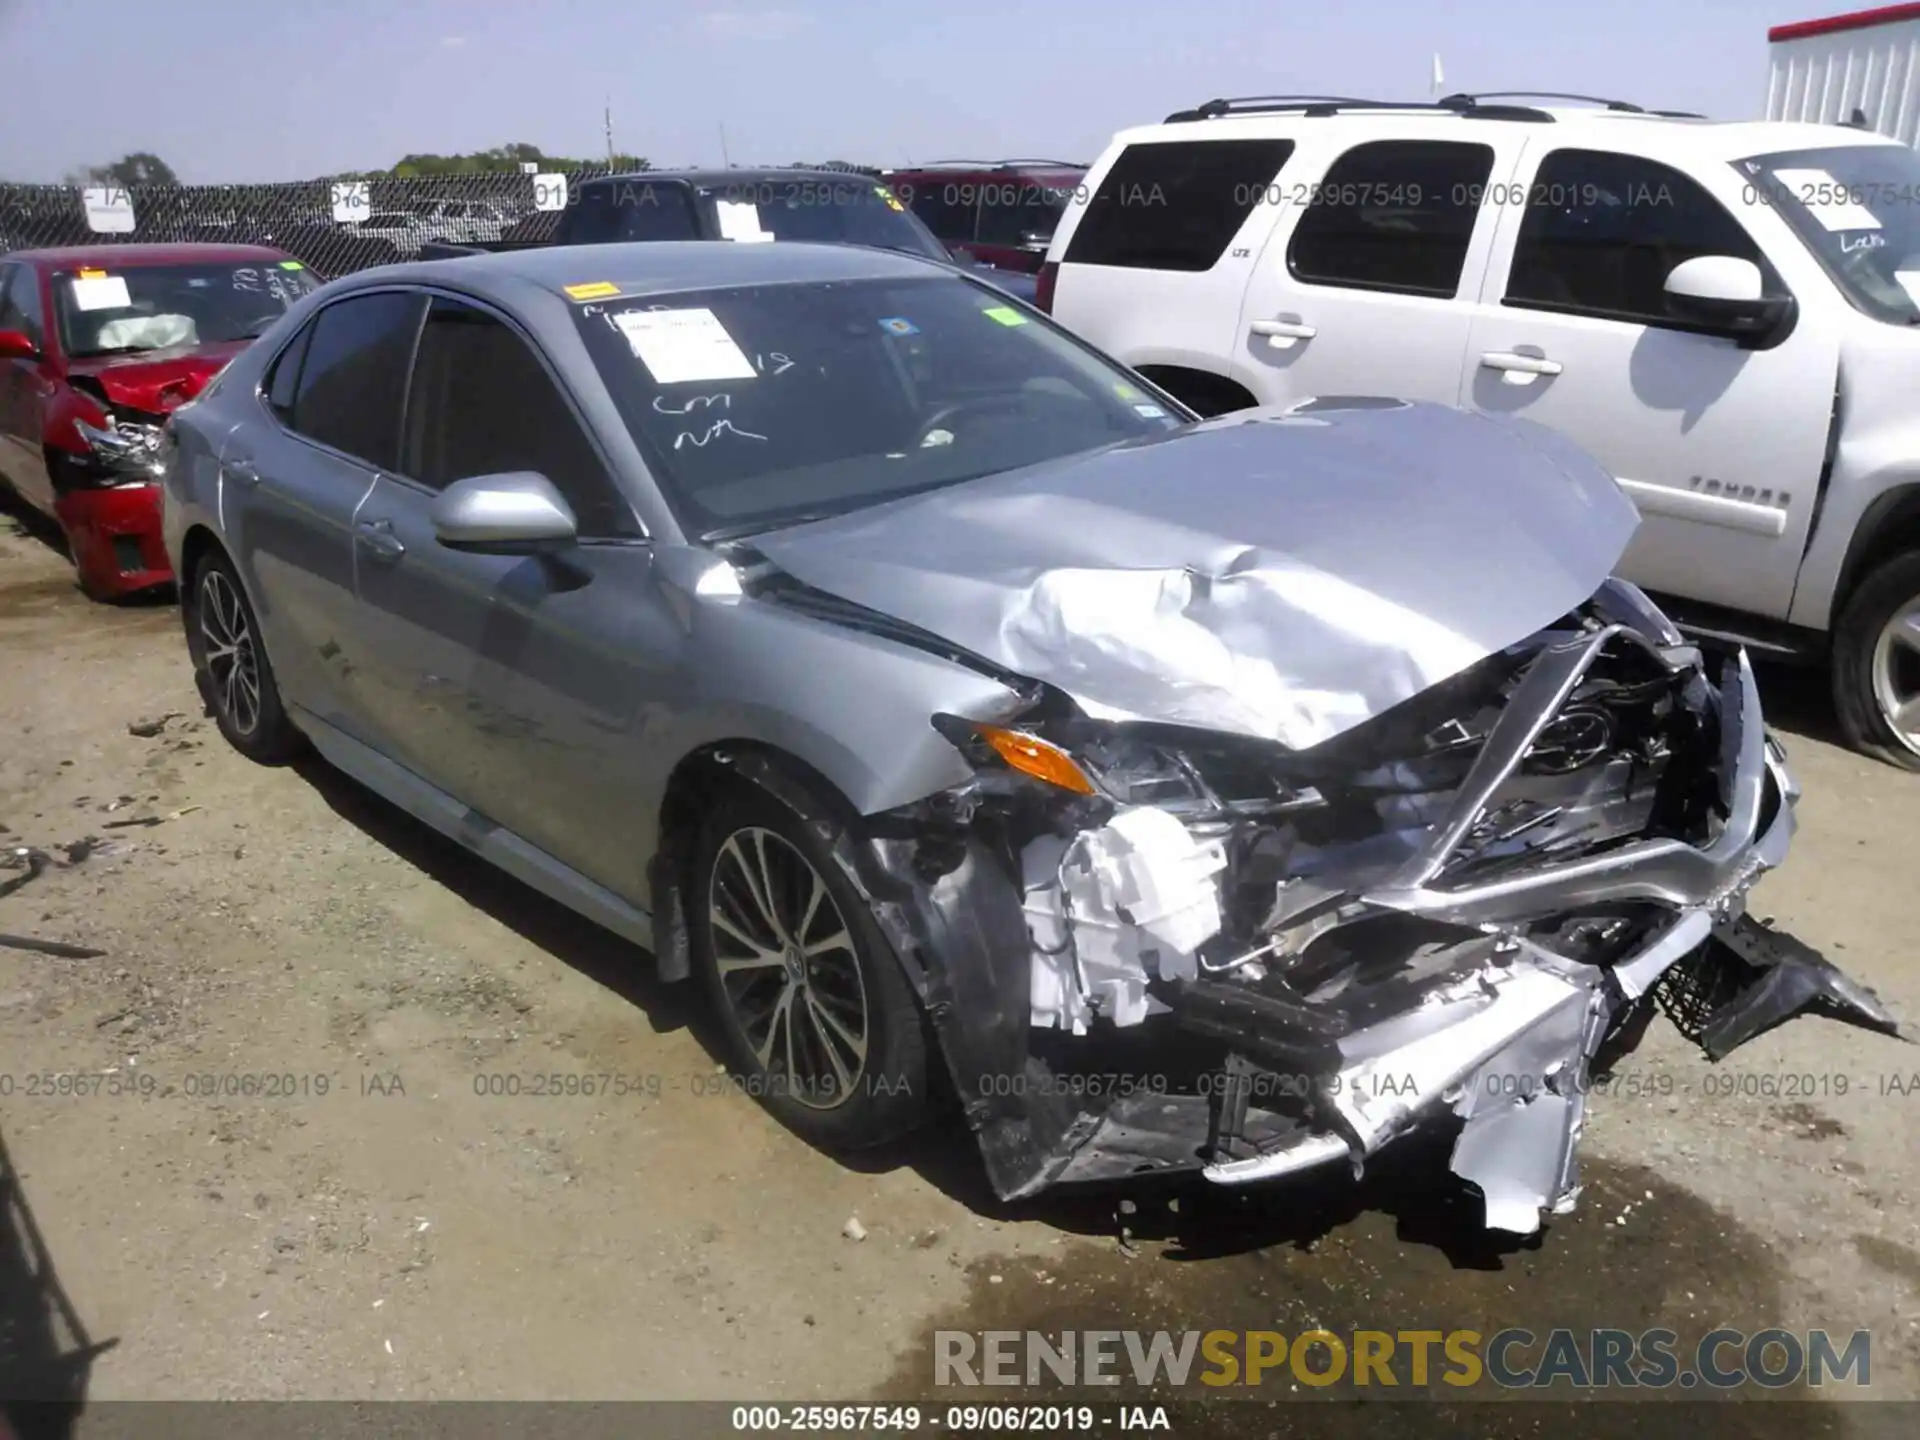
[838,578,1902,1234]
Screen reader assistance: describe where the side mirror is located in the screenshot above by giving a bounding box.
[1663,256,1793,346]
[428,471,577,553]
[0,328,38,360]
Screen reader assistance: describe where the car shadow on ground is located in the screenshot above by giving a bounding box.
[292,754,708,1047]
[0,1128,117,1440]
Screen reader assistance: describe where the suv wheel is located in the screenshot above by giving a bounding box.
[1833,549,1920,770]
[689,780,928,1150]
[183,549,304,764]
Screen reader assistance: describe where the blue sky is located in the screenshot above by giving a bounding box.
[2,0,1795,182]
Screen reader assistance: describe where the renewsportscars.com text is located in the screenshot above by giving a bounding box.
[934,1327,1872,1391]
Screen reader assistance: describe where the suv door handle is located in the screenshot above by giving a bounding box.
[1250,319,1318,348]
[355,517,406,562]
[224,456,259,486]
[1480,351,1563,382]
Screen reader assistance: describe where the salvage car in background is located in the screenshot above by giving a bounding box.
[160,242,1901,1233]
[883,160,1088,273]
[0,243,317,598]
[429,168,1040,303]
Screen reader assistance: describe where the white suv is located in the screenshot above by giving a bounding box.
[1039,92,1920,768]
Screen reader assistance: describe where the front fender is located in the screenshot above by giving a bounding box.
[632,590,1027,863]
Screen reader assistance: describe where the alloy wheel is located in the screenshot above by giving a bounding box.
[198,569,262,738]
[706,826,870,1111]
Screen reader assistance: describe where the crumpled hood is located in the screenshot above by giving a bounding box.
[751,400,1641,750]
[66,339,249,412]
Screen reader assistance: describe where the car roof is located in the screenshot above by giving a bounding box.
[885,161,1087,178]
[338,238,952,304]
[1107,106,1908,163]
[8,242,294,269]
[583,168,886,190]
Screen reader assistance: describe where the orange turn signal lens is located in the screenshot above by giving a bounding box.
[973,724,1097,795]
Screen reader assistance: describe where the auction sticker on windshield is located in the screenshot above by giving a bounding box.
[612,307,758,382]
[564,281,621,300]
[1771,168,1882,231]
[70,276,132,311]
[982,305,1027,327]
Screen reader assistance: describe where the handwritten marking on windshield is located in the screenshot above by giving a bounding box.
[674,419,767,449]
[232,268,262,293]
[653,393,732,416]
[757,352,794,375]
[1841,230,1887,253]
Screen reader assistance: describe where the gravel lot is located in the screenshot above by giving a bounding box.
[1,501,1917,1436]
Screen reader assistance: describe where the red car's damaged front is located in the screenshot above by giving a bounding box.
[0,244,316,598]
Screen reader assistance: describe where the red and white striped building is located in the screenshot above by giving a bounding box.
[1769,5,1920,143]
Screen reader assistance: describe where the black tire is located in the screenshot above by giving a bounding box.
[689,778,928,1150]
[1832,548,1920,771]
[183,547,304,764]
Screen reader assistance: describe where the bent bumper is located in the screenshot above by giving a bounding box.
[1192,651,1891,1229]
[53,483,173,598]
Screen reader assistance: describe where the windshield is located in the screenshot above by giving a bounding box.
[572,274,1185,540]
[1737,143,1920,324]
[700,180,951,262]
[53,260,319,358]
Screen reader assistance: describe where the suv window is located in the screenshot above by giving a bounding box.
[289,290,425,468]
[567,181,702,244]
[1064,139,1295,271]
[0,263,45,348]
[401,296,639,537]
[976,183,1067,249]
[906,183,977,244]
[1505,149,1763,326]
[1288,141,1496,298]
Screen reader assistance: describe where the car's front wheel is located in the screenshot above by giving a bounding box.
[689,779,929,1150]
[183,548,304,764]
[1833,548,1920,770]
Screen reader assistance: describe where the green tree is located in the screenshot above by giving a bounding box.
[76,152,180,186]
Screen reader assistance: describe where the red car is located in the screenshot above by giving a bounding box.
[883,161,1088,274]
[0,243,318,598]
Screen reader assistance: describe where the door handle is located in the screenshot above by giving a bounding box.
[1479,351,1563,383]
[224,456,259,486]
[355,517,406,561]
[1250,318,1318,348]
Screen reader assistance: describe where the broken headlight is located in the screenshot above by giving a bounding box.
[71,414,167,485]
[930,713,1099,795]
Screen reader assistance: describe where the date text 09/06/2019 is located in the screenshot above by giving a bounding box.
[730,1406,1166,1432]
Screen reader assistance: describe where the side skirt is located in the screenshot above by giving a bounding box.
[289,703,655,952]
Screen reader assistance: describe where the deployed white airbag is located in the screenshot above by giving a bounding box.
[95,313,197,350]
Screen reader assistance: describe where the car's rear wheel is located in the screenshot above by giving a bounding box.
[1833,548,1920,770]
[689,779,929,1150]
[183,548,303,764]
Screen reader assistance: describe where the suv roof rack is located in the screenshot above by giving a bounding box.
[1164,94,1556,123]
[1439,90,1646,112]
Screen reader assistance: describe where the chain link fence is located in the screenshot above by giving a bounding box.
[0,165,884,280]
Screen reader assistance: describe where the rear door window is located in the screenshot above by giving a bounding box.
[1063,139,1295,271]
[1287,140,1497,297]
[906,182,979,244]
[567,181,702,243]
[288,290,425,468]
[976,182,1067,248]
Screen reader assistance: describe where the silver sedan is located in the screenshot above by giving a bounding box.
[160,241,1901,1232]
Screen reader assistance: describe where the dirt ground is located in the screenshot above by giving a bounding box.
[2,500,1918,1436]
